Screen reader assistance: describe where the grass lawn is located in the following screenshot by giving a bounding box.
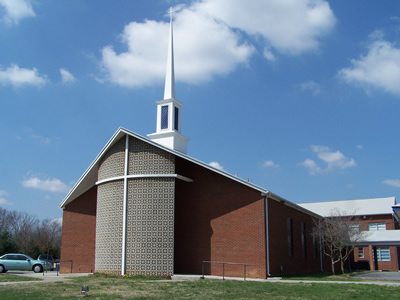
[0,274,399,299]
[0,274,40,282]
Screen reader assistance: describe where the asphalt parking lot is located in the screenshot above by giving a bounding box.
[351,271,400,281]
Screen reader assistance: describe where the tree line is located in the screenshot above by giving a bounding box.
[0,207,61,259]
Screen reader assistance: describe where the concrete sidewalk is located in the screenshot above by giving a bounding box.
[0,271,91,285]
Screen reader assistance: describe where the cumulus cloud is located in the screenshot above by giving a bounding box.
[195,0,336,55]
[100,0,336,87]
[299,145,356,174]
[338,34,400,96]
[0,0,35,25]
[209,161,224,171]
[263,160,279,168]
[0,64,47,87]
[60,68,76,83]
[382,179,400,188]
[22,177,70,193]
[0,190,12,205]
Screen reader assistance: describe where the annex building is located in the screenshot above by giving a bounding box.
[300,197,400,272]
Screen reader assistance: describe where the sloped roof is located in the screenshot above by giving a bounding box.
[59,127,320,218]
[298,197,396,217]
[353,230,400,246]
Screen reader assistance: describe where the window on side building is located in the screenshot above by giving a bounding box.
[287,218,294,257]
[376,248,390,261]
[368,222,386,231]
[358,247,364,258]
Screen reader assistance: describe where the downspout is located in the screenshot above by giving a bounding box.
[319,219,323,272]
[263,192,271,277]
[121,135,129,276]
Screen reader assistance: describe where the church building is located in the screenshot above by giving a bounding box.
[59,11,327,279]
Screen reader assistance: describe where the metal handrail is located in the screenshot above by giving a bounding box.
[201,261,250,281]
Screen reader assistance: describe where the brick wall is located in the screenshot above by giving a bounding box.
[59,186,97,273]
[175,157,266,278]
[267,199,324,276]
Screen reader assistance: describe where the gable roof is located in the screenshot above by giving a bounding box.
[59,127,320,218]
[298,197,396,217]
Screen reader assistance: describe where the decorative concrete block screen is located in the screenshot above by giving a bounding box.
[95,136,175,276]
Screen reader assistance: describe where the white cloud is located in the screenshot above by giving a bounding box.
[300,80,321,95]
[338,36,400,96]
[60,68,76,83]
[22,177,70,193]
[263,160,279,168]
[383,179,400,188]
[100,0,335,87]
[299,145,356,174]
[0,190,12,205]
[194,0,336,55]
[209,161,224,171]
[298,159,321,175]
[0,0,35,25]
[101,8,254,87]
[0,64,47,87]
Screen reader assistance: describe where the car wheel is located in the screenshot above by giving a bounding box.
[33,264,43,273]
[0,264,6,273]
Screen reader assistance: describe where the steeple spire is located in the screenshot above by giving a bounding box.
[164,7,175,100]
[147,7,189,154]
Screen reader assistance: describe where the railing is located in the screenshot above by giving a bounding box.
[201,261,250,281]
[57,260,73,275]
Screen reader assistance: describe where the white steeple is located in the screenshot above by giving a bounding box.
[164,7,175,100]
[147,8,189,154]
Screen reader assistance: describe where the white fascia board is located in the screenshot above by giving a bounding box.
[59,128,127,208]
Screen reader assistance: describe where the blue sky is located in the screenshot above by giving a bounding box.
[1,0,400,221]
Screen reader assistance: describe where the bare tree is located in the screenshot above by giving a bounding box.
[312,209,366,274]
[35,218,62,255]
[7,210,39,256]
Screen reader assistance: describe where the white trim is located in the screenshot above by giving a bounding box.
[264,195,271,277]
[121,135,129,276]
[96,174,193,186]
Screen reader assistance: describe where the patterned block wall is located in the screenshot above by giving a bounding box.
[95,181,124,274]
[129,138,174,175]
[95,135,176,276]
[98,137,125,181]
[126,178,175,276]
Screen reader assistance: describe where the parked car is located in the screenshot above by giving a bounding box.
[37,254,55,270]
[0,253,53,273]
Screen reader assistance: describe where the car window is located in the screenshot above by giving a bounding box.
[16,255,27,260]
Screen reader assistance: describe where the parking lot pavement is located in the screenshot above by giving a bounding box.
[350,271,400,281]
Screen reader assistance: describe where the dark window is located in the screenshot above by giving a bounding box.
[313,235,318,258]
[287,218,294,257]
[301,222,307,257]
[161,106,168,129]
[174,107,179,130]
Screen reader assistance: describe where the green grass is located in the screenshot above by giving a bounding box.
[0,274,40,282]
[0,275,400,299]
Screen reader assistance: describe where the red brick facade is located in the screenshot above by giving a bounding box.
[267,199,325,276]
[175,157,267,278]
[60,186,97,273]
[352,214,399,271]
